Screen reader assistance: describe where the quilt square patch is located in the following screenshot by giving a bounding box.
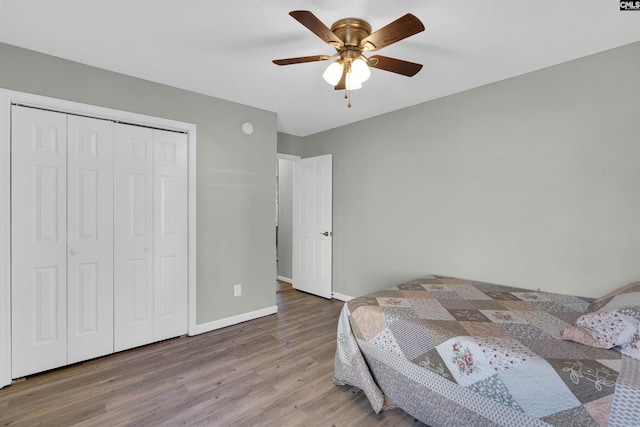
[499,300,539,311]
[475,336,536,373]
[452,284,494,301]
[422,283,454,292]
[413,301,456,321]
[389,319,435,360]
[347,296,379,312]
[406,297,437,308]
[542,404,600,427]
[500,323,554,340]
[376,297,411,307]
[421,320,467,346]
[438,277,468,285]
[517,337,597,360]
[448,309,491,323]
[484,291,522,301]
[382,306,417,325]
[480,310,528,324]
[401,290,434,300]
[468,374,524,412]
[459,320,511,338]
[517,310,571,329]
[436,298,475,310]
[468,299,509,311]
[350,305,387,341]
[528,300,584,313]
[397,283,430,291]
[548,359,618,404]
[412,277,442,285]
[437,336,489,386]
[511,291,553,302]
[371,328,403,357]
[499,359,581,418]
[582,394,614,427]
[429,290,462,300]
[470,282,524,293]
[412,349,455,383]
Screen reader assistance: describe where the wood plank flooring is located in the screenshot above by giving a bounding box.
[0,282,426,426]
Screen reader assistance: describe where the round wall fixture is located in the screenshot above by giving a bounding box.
[241,122,254,135]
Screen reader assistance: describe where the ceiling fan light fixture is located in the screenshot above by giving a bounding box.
[323,61,343,85]
[350,58,370,83]
[345,74,362,90]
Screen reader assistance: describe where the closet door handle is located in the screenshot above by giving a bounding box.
[144,245,151,251]
[69,249,78,255]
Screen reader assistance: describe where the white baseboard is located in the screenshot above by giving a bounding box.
[189,305,278,336]
[331,292,353,302]
[277,275,292,283]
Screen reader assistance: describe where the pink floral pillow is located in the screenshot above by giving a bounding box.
[561,281,640,359]
[566,311,638,348]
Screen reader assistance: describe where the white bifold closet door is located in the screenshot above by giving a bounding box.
[11,105,188,378]
[114,124,187,352]
[11,107,114,378]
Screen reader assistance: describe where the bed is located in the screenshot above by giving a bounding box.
[334,276,640,426]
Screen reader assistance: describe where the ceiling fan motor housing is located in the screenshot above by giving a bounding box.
[331,18,371,48]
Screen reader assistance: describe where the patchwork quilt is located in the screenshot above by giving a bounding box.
[334,276,640,427]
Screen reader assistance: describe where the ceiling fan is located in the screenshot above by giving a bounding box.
[273,10,425,107]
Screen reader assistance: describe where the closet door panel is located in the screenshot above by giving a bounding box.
[153,130,188,341]
[67,115,114,364]
[114,124,154,352]
[11,107,68,378]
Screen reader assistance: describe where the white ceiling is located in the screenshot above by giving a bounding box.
[1,1,638,136]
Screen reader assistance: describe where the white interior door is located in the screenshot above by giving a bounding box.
[114,124,154,352]
[11,107,68,378]
[66,115,114,364]
[153,129,188,341]
[292,154,333,299]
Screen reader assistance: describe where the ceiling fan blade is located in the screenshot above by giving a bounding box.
[290,10,343,48]
[368,55,423,77]
[360,14,424,51]
[334,70,347,90]
[273,55,331,66]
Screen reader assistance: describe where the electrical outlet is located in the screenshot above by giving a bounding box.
[234,284,242,297]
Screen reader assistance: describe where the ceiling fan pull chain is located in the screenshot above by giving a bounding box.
[346,74,352,108]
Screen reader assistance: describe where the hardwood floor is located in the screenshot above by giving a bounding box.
[0,282,426,426]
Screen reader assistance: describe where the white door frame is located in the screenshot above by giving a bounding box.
[0,88,198,388]
[276,153,300,283]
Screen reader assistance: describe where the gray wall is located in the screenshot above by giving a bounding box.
[277,159,294,280]
[0,42,277,324]
[298,41,640,299]
[277,132,305,157]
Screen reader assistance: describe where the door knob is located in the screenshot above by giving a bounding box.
[144,245,151,251]
[69,249,77,255]
[320,231,332,237]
